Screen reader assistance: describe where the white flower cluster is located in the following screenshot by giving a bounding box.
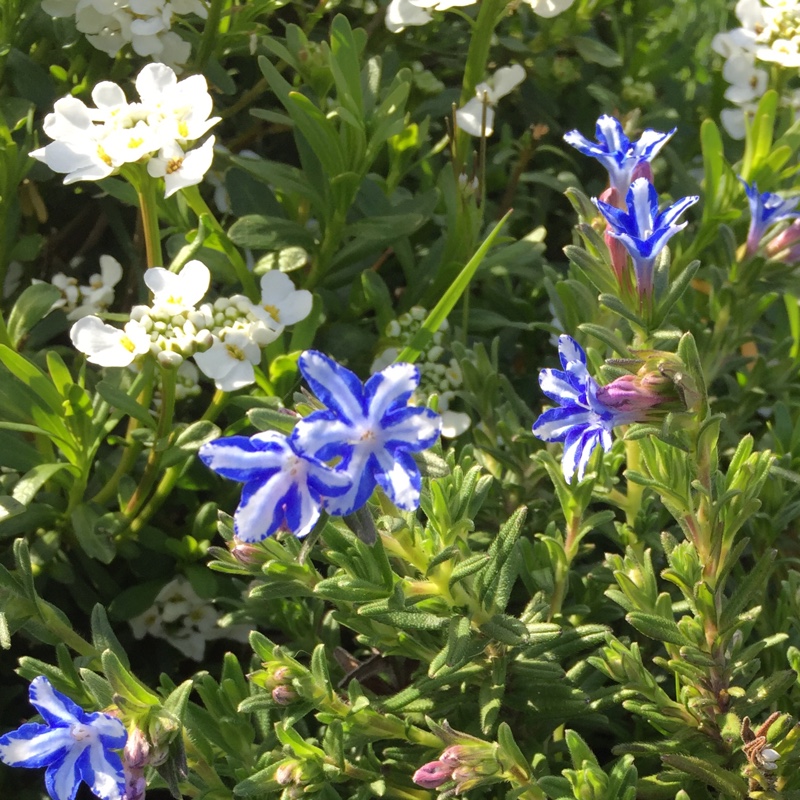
[713,0,800,138]
[36,254,123,321]
[30,63,218,197]
[371,306,470,437]
[386,0,574,33]
[41,0,207,70]
[70,259,312,392]
[129,576,248,661]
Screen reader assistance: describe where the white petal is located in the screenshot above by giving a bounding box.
[135,63,177,104]
[456,98,495,137]
[99,255,123,288]
[490,64,526,100]
[91,82,126,110]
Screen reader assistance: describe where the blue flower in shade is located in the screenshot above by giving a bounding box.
[0,676,127,800]
[594,178,698,297]
[740,178,800,257]
[291,351,441,515]
[199,430,351,541]
[564,115,676,196]
[533,336,635,482]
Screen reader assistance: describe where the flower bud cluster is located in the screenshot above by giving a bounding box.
[30,63,219,196]
[71,260,312,393]
[372,306,470,437]
[413,743,501,794]
[41,0,207,70]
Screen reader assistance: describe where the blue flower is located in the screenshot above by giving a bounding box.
[740,178,800,257]
[199,430,351,541]
[564,115,675,196]
[291,351,441,515]
[0,676,127,800]
[594,178,698,298]
[533,336,634,481]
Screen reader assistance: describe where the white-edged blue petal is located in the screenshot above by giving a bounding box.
[539,369,584,406]
[45,743,86,800]
[198,432,285,482]
[364,362,421,420]
[563,425,603,482]
[557,335,587,372]
[0,724,73,769]
[322,449,379,516]
[236,470,308,541]
[81,740,125,800]
[298,350,365,424]
[532,406,594,443]
[291,412,355,461]
[381,407,441,452]
[29,678,83,728]
[374,448,421,510]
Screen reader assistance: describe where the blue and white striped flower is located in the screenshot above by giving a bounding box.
[740,178,800,257]
[292,351,441,515]
[0,676,127,800]
[198,430,351,541]
[564,115,675,196]
[594,178,698,298]
[533,336,635,481]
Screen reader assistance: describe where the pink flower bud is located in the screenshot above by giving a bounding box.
[272,685,297,705]
[275,762,299,786]
[230,538,264,565]
[412,760,452,789]
[123,728,151,770]
[596,374,668,414]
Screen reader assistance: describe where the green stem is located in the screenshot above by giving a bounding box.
[307,207,347,289]
[454,0,509,169]
[624,437,644,528]
[0,307,13,348]
[135,172,163,268]
[182,184,259,300]
[195,0,224,68]
[128,389,228,534]
[124,365,177,519]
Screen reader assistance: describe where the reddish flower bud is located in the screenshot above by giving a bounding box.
[412,760,452,789]
[630,160,654,185]
[123,728,151,770]
[272,685,297,705]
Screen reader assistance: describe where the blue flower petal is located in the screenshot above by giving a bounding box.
[374,448,421,511]
[298,351,365,424]
[80,741,126,800]
[557,335,587,372]
[29,677,83,728]
[45,744,86,800]
[539,368,585,406]
[198,433,285,482]
[563,425,605,482]
[322,450,380,516]
[381,407,441,452]
[0,724,72,769]
[236,472,308,541]
[532,406,594,443]
[291,411,355,462]
[364,362,421,420]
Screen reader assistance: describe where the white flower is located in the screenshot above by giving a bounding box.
[193,330,262,391]
[144,259,210,312]
[385,0,474,32]
[522,0,575,17]
[146,136,216,198]
[455,64,526,137]
[70,317,151,367]
[252,271,313,332]
[723,53,768,104]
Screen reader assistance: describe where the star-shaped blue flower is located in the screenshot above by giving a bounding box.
[740,178,800,257]
[199,430,351,541]
[291,351,441,515]
[564,115,676,196]
[594,178,698,298]
[0,676,127,800]
[533,336,634,481]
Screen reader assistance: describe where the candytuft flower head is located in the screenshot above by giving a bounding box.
[292,351,441,515]
[199,430,352,541]
[0,676,127,800]
[456,64,526,137]
[594,177,698,299]
[533,336,635,481]
[564,115,676,196]
[70,317,151,367]
[740,177,800,257]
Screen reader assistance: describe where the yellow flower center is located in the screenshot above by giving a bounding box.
[262,303,281,322]
[226,344,245,361]
[97,145,113,167]
[166,157,184,175]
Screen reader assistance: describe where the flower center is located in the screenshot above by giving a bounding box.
[178,121,189,139]
[166,157,184,174]
[120,335,137,353]
[97,145,113,167]
[225,343,245,361]
[262,303,281,322]
[128,136,144,149]
[70,723,94,742]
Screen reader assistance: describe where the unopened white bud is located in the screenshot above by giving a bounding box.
[410,306,426,321]
[214,297,230,311]
[157,350,183,368]
[386,320,401,338]
[427,345,444,361]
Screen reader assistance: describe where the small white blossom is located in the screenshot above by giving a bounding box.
[147,136,216,198]
[193,330,262,391]
[145,259,210,312]
[456,64,526,137]
[253,270,313,332]
[521,0,575,16]
[71,317,151,367]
